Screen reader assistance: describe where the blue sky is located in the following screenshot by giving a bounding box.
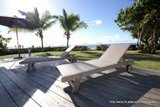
[0,0,136,48]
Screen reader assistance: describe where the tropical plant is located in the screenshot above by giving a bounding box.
[19,7,56,50]
[115,0,160,54]
[54,9,88,48]
[0,34,11,50]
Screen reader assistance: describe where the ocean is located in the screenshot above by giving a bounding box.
[87,44,97,49]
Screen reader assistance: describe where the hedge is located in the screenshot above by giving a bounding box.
[0,44,159,55]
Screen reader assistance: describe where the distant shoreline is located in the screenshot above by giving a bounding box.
[8,43,137,49]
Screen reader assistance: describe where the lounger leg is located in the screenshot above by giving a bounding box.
[27,63,35,71]
[65,78,81,93]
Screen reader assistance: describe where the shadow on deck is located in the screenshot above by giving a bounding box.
[0,61,160,107]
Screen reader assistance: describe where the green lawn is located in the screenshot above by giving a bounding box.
[125,51,160,71]
[0,50,160,71]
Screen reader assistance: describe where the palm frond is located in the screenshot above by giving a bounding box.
[72,21,87,31]
[62,9,70,30]
[40,10,56,30]
[18,10,27,16]
[56,9,87,33]
[41,11,52,23]
[43,20,56,30]
[58,16,67,30]
[78,21,88,28]
[34,7,40,25]
[62,9,68,19]
[52,15,59,19]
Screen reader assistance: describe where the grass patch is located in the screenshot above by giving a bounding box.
[71,51,102,60]
[0,50,159,71]
[125,51,160,71]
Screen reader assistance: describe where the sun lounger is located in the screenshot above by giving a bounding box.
[19,45,77,71]
[56,44,133,93]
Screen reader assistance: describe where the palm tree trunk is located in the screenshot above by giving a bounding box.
[41,37,44,50]
[39,29,44,50]
[67,38,69,48]
[137,28,142,51]
[66,34,70,48]
[152,28,156,54]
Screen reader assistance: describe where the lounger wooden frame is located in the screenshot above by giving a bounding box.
[56,44,133,93]
[19,45,77,71]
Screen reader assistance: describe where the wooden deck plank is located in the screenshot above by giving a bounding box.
[13,63,159,105]
[28,67,130,107]
[67,93,100,107]
[10,67,78,107]
[80,85,153,107]
[99,68,160,86]
[32,68,105,107]
[111,68,160,86]
[89,69,160,94]
[89,73,160,101]
[121,71,160,86]
[104,74,160,96]
[131,103,153,107]
[83,74,160,106]
[15,65,155,106]
[78,86,125,107]
[13,66,67,91]
[0,67,40,107]
[0,59,18,69]
[29,66,160,97]
[12,66,101,107]
[84,80,157,107]
[99,70,160,95]
[37,66,159,94]
[1,67,60,107]
[13,65,111,107]
[1,60,160,107]
[109,75,160,96]
[0,80,17,107]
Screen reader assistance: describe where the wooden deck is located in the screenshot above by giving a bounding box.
[0,58,160,107]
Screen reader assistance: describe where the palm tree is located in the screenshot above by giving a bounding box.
[19,7,55,50]
[54,9,88,48]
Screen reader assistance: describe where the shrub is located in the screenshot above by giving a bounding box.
[96,44,108,51]
[129,44,137,50]
[96,45,101,50]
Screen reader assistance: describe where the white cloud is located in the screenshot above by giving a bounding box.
[88,19,102,26]
[94,20,102,25]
